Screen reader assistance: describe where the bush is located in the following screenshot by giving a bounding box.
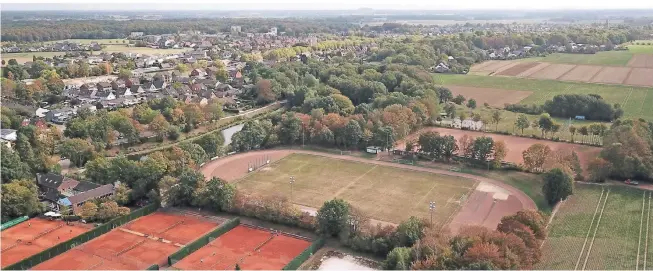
[167,126,180,140]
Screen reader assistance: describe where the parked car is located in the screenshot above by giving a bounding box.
[624,179,639,186]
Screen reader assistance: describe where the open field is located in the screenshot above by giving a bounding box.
[438,74,653,121]
[447,86,533,107]
[44,39,129,45]
[468,59,653,87]
[1,218,92,268]
[537,185,653,270]
[627,41,653,54]
[202,150,537,232]
[1,46,191,64]
[447,106,609,143]
[233,153,475,225]
[539,51,634,66]
[32,211,220,270]
[1,52,66,64]
[627,54,653,68]
[100,45,192,54]
[173,225,310,270]
[401,127,601,172]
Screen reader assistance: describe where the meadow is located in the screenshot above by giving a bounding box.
[438,74,653,121]
[44,39,129,45]
[627,40,653,54]
[538,51,634,66]
[537,185,652,270]
[233,153,477,226]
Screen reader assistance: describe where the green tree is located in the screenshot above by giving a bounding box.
[215,68,229,82]
[179,142,208,165]
[177,169,205,206]
[538,113,554,138]
[542,168,574,205]
[317,199,350,237]
[278,112,302,145]
[343,120,363,149]
[79,202,98,221]
[1,145,32,183]
[466,99,477,109]
[383,247,413,270]
[201,177,236,211]
[57,138,95,167]
[1,179,42,220]
[396,216,426,247]
[194,133,224,157]
[231,121,267,151]
[149,114,171,140]
[472,137,494,162]
[491,110,502,131]
[515,114,530,135]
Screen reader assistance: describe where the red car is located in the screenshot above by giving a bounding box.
[625,179,639,186]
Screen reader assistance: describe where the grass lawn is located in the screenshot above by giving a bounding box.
[438,74,653,121]
[627,40,653,54]
[234,153,477,226]
[538,51,633,66]
[537,185,652,270]
[449,105,607,143]
[100,45,192,54]
[44,39,130,45]
[1,52,66,63]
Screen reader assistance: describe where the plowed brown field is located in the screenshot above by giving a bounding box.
[558,65,603,82]
[447,86,532,106]
[590,66,631,84]
[528,64,576,80]
[496,62,542,76]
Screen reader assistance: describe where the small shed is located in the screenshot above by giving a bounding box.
[366,146,383,154]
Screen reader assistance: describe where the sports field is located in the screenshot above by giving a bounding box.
[32,211,220,270]
[172,225,310,270]
[233,153,477,226]
[537,185,653,270]
[438,74,653,121]
[0,218,92,268]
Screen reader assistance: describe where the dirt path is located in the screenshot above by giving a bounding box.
[201,149,538,231]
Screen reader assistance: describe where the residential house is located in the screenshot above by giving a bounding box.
[94,90,116,101]
[199,89,217,100]
[112,79,126,90]
[433,63,450,73]
[0,129,17,142]
[79,84,98,99]
[190,68,208,77]
[126,77,141,88]
[45,107,76,123]
[229,70,243,87]
[174,76,192,84]
[205,67,219,76]
[154,72,172,83]
[190,83,205,93]
[36,173,79,210]
[143,82,159,92]
[115,87,133,97]
[130,84,145,95]
[196,78,219,90]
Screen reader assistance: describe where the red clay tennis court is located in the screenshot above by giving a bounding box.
[1,217,92,268]
[32,211,220,270]
[172,225,311,270]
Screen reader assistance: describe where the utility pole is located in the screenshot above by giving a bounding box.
[429,201,436,225]
[289,176,295,202]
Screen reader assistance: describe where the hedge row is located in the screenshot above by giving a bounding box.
[146,264,159,270]
[1,215,28,231]
[167,217,240,266]
[282,237,326,270]
[4,203,158,270]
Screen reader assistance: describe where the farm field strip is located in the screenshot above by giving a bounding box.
[636,192,647,270]
[643,192,651,270]
[538,185,650,270]
[580,189,610,270]
[585,188,645,270]
[536,185,604,270]
[574,188,605,270]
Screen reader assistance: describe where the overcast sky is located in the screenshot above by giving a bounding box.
[3,0,653,11]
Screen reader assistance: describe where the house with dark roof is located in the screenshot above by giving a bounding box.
[59,184,115,214]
